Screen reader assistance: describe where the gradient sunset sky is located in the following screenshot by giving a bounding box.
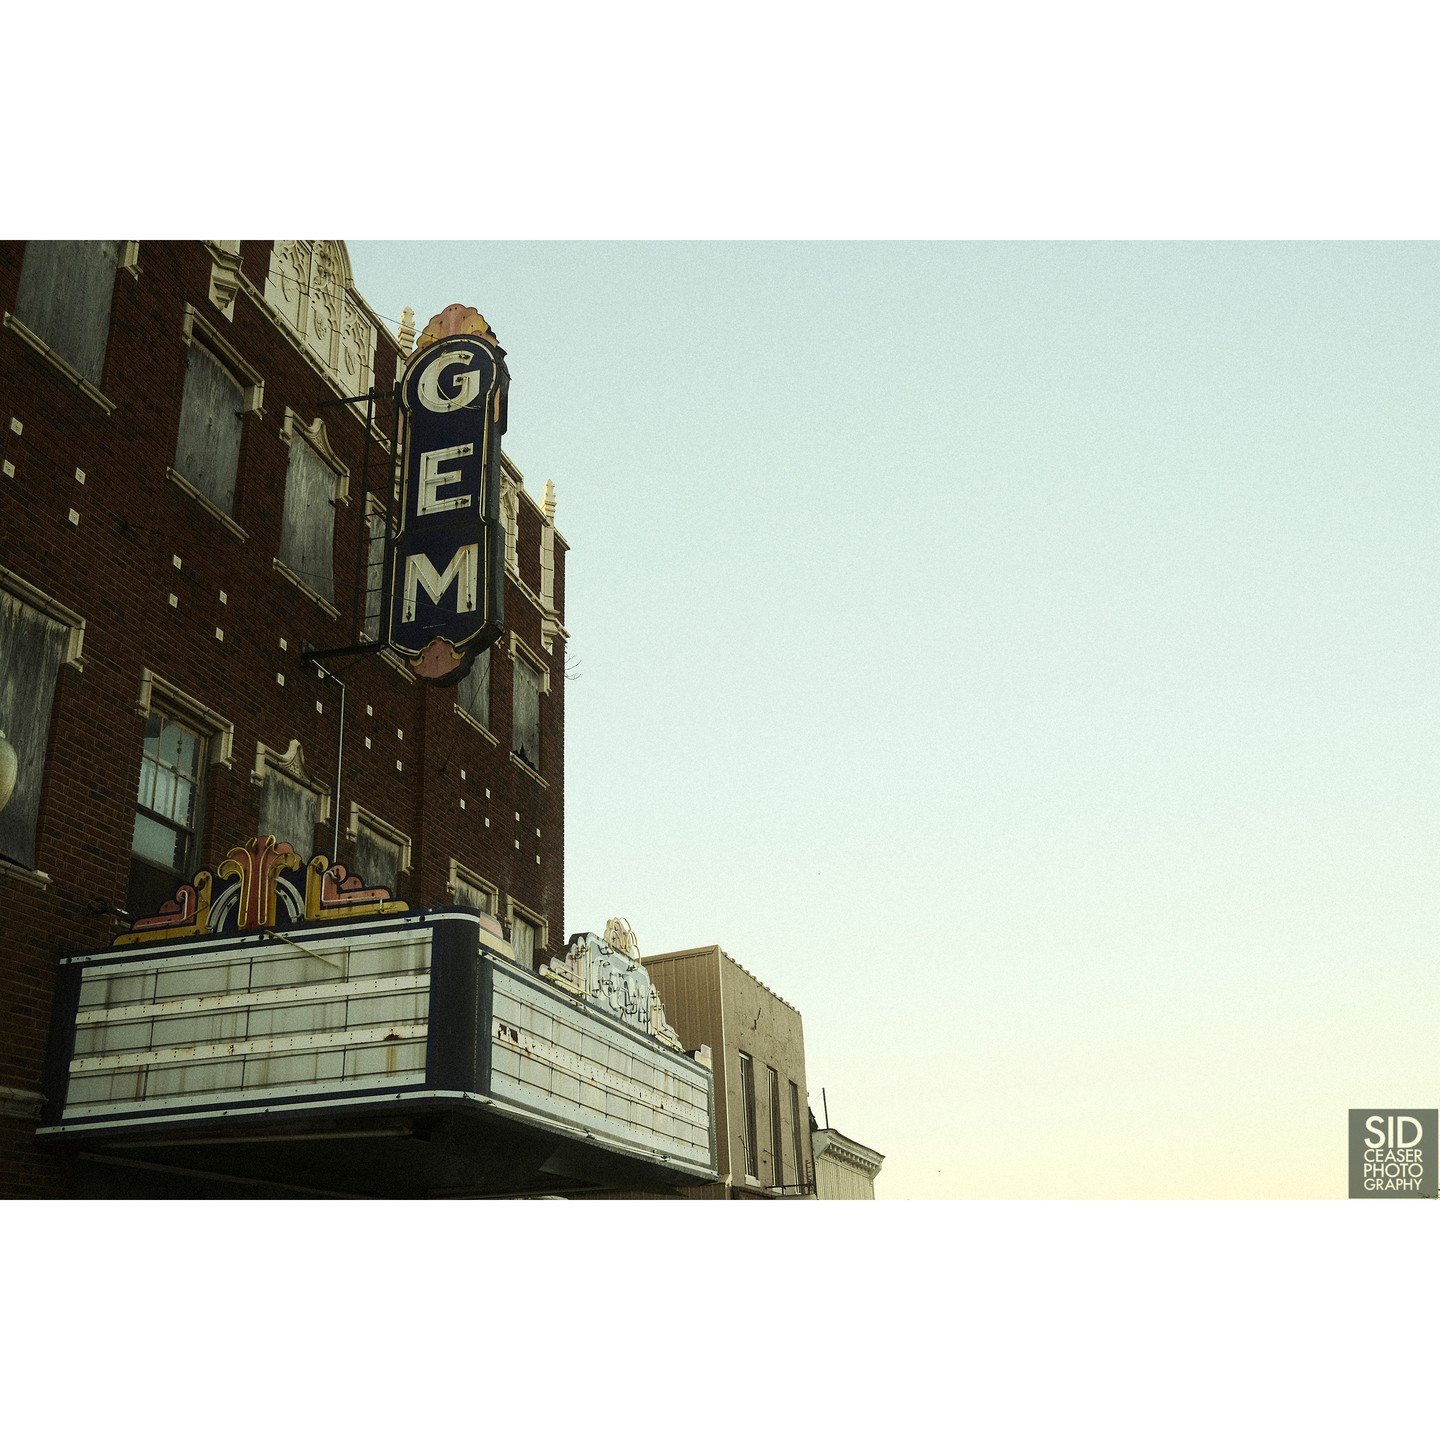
[350,241,1438,1199]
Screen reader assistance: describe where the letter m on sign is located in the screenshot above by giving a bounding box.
[403,546,478,621]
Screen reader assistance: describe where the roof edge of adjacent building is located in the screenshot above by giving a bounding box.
[644,944,800,1014]
[812,1128,885,1175]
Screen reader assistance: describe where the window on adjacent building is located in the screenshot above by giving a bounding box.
[173,342,246,516]
[279,429,342,605]
[456,645,490,731]
[0,586,74,871]
[790,1080,806,1187]
[127,714,206,917]
[14,240,121,386]
[738,1051,759,1182]
[768,1066,784,1189]
[512,653,541,770]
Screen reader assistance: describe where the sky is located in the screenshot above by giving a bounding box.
[348,241,1438,1200]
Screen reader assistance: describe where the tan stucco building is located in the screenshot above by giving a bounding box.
[642,944,814,1198]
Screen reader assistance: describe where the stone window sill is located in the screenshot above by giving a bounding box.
[509,752,548,788]
[273,559,341,619]
[356,634,418,684]
[0,1086,44,1120]
[166,467,248,541]
[379,649,416,684]
[455,707,498,745]
[2,312,116,414]
[0,856,51,890]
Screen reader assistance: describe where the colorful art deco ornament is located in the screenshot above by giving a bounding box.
[539,925,683,1051]
[115,835,408,946]
[414,304,499,353]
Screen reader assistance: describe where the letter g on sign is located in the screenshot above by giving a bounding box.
[417,349,482,412]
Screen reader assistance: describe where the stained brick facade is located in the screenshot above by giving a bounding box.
[0,240,568,1197]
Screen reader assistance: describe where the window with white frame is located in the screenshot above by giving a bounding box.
[456,644,490,731]
[448,859,497,916]
[12,241,122,386]
[511,649,542,771]
[347,804,410,894]
[278,413,346,606]
[128,713,207,916]
[127,672,233,914]
[0,579,82,872]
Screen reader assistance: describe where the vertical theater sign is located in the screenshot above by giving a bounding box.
[389,305,508,683]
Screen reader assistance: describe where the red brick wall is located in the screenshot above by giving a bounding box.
[0,240,568,1196]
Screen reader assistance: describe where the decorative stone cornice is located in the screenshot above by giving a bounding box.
[812,1129,885,1177]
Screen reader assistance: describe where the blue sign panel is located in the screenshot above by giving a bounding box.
[387,333,508,683]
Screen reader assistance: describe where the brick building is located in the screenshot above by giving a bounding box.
[0,240,586,1197]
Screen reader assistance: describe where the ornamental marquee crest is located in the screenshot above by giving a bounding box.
[540,920,683,1051]
[116,834,407,946]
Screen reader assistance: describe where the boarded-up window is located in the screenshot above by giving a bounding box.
[454,876,494,915]
[354,820,401,893]
[457,646,490,731]
[512,654,540,770]
[511,913,536,968]
[128,714,206,916]
[174,343,245,514]
[738,1052,759,1181]
[279,438,338,603]
[0,590,68,869]
[15,240,120,386]
[258,773,318,853]
[361,507,386,640]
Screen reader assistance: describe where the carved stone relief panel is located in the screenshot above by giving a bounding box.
[264,241,376,398]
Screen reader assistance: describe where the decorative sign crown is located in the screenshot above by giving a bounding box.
[414,304,498,353]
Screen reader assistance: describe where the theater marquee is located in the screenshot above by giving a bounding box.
[38,835,718,1195]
